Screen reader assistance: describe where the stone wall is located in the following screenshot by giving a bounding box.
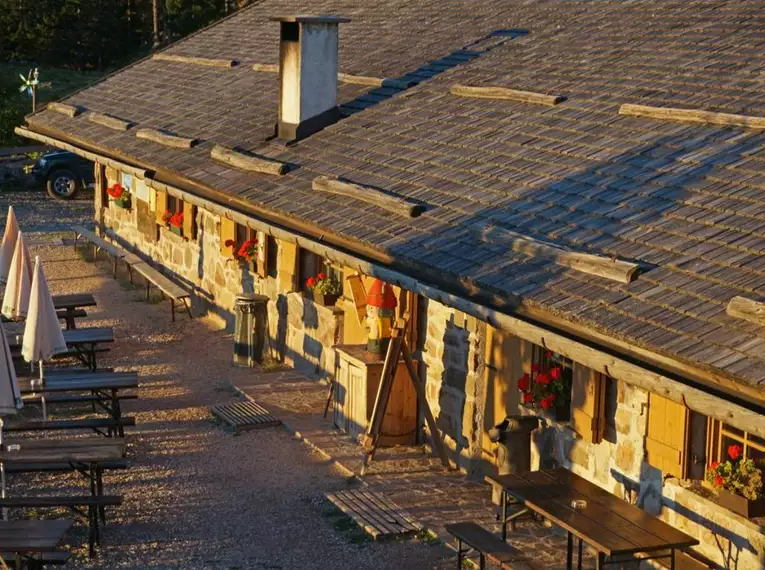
[420,298,488,474]
[101,178,342,380]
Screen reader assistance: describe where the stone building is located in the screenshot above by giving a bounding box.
[17,0,765,566]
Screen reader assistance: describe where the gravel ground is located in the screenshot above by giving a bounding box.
[8,242,453,570]
[0,186,92,232]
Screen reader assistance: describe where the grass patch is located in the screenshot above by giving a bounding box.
[417,528,441,545]
[260,354,288,372]
[317,499,372,544]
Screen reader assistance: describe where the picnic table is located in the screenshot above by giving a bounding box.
[0,519,72,566]
[52,293,97,329]
[488,469,698,569]
[9,326,114,370]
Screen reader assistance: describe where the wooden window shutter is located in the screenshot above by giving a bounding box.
[571,363,607,444]
[219,217,236,257]
[278,241,298,291]
[346,273,367,325]
[155,189,167,225]
[256,231,267,278]
[646,393,689,479]
[183,202,195,240]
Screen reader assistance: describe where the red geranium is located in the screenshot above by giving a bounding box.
[535,373,551,385]
[236,238,258,263]
[516,373,530,393]
[531,363,540,373]
[306,277,316,288]
[540,394,556,409]
[550,367,562,381]
[169,211,183,228]
[161,209,172,225]
[522,392,534,404]
[728,444,742,461]
[106,183,124,199]
[225,239,235,248]
[714,474,725,488]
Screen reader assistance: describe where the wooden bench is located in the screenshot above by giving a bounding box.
[5,417,136,438]
[56,308,87,329]
[0,551,70,568]
[72,226,127,278]
[0,495,122,557]
[22,393,137,419]
[445,522,541,570]
[656,550,710,569]
[130,261,192,321]
[4,460,127,474]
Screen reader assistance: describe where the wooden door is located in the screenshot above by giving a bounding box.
[481,327,526,464]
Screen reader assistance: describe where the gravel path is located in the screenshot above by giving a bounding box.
[0,187,92,232]
[9,244,453,570]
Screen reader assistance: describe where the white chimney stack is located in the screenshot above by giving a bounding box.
[271,15,350,142]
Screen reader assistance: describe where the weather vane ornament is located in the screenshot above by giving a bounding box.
[18,69,51,113]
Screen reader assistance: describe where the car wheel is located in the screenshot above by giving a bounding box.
[46,168,81,200]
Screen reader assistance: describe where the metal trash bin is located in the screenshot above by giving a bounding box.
[233,293,269,367]
[488,415,539,475]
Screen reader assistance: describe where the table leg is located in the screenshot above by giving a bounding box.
[456,539,462,569]
[567,532,573,570]
[97,466,106,523]
[578,537,583,569]
[596,552,605,570]
[501,491,508,541]
[671,550,675,570]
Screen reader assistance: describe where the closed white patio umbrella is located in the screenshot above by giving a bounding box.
[0,321,22,519]
[1,234,31,321]
[0,206,20,286]
[22,256,66,402]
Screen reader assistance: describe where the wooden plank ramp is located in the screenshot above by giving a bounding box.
[325,490,422,540]
[211,400,280,434]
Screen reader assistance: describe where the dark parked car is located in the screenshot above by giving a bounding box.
[31,151,94,200]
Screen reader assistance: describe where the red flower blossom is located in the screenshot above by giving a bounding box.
[317,272,326,281]
[709,461,720,471]
[517,373,530,393]
[728,444,742,461]
[544,351,553,359]
[540,395,556,409]
[531,363,540,373]
[306,277,316,288]
[522,392,534,404]
[106,184,124,199]
[169,211,183,228]
[535,373,551,385]
[714,474,725,488]
[550,367,563,381]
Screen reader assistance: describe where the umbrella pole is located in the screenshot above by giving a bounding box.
[39,361,47,421]
[0,418,6,521]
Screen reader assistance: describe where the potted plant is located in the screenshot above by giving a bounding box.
[168,211,184,236]
[224,237,258,266]
[706,445,765,518]
[305,272,341,306]
[106,183,131,209]
[516,351,572,421]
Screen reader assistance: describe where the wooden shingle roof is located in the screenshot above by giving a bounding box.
[23,0,765,399]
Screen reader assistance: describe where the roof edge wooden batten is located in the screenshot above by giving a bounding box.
[153,53,235,68]
[450,85,565,106]
[210,145,287,176]
[312,177,425,218]
[484,227,639,283]
[47,102,81,118]
[726,296,765,327]
[337,74,414,90]
[619,103,765,130]
[251,63,279,73]
[135,128,198,149]
[88,112,133,132]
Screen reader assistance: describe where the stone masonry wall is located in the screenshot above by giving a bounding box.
[102,183,342,380]
[420,298,487,474]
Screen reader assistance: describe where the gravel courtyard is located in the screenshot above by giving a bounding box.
[2,192,453,569]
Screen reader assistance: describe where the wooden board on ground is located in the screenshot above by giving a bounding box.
[325,489,422,540]
[211,400,280,434]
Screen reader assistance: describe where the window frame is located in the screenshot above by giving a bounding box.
[707,418,765,465]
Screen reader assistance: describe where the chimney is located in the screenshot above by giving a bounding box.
[271,15,350,143]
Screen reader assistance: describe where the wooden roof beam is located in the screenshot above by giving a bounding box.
[210,145,287,175]
[450,85,565,106]
[88,112,133,131]
[47,102,81,118]
[312,177,425,218]
[619,103,765,130]
[135,128,198,149]
[726,296,765,326]
[153,53,236,68]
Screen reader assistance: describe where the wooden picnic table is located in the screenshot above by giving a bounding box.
[488,469,698,569]
[52,293,97,329]
[9,326,113,370]
[0,519,72,564]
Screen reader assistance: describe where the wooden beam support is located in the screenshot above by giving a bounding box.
[47,102,81,118]
[135,128,198,149]
[251,63,279,73]
[450,85,565,106]
[619,103,765,130]
[480,225,639,283]
[210,144,287,175]
[153,53,235,68]
[88,113,133,132]
[312,176,425,218]
[726,296,765,327]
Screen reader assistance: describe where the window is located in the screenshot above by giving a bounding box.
[603,378,619,443]
[707,419,765,466]
[156,190,197,240]
[299,249,325,291]
[267,235,278,278]
[219,219,271,275]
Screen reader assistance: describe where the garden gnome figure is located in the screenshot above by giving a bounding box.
[365,279,397,356]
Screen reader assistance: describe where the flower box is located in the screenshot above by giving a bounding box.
[113,198,131,209]
[716,487,765,519]
[306,290,339,307]
[169,224,182,236]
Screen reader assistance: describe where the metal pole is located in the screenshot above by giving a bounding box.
[0,418,6,521]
